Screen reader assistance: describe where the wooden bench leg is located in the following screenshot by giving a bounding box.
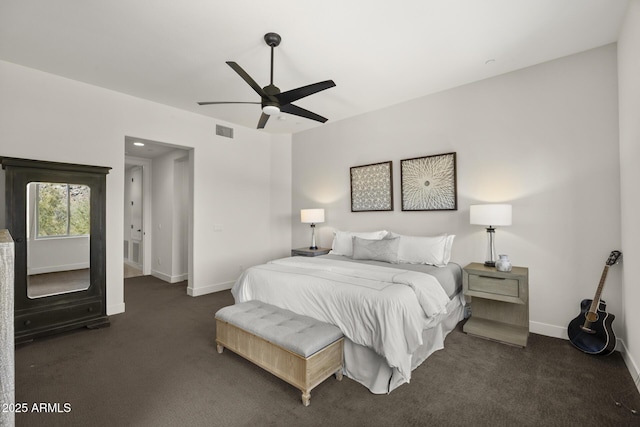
[216,343,224,354]
[335,369,343,381]
[301,391,311,406]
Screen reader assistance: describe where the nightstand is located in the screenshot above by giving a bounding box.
[462,262,529,347]
[291,247,331,257]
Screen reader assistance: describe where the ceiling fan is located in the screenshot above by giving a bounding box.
[198,32,336,129]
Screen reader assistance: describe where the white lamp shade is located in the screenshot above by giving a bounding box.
[301,208,325,224]
[470,204,512,226]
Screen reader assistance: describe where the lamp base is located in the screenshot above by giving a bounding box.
[484,226,497,268]
[309,223,318,251]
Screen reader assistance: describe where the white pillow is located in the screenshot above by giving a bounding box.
[396,234,451,267]
[330,230,388,257]
[443,234,455,265]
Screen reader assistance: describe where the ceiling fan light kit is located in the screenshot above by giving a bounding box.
[198,32,335,129]
[262,105,280,115]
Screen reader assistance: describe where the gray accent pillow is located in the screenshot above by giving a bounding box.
[352,236,400,263]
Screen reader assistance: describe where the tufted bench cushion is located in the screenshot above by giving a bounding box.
[215,300,343,357]
[215,300,344,406]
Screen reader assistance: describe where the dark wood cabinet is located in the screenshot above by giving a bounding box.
[1,157,111,343]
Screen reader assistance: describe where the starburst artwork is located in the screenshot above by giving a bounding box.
[350,161,393,212]
[401,153,457,211]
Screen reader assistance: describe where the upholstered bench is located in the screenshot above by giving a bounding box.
[215,300,344,406]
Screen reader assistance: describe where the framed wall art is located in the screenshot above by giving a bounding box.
[350,161,393,212]
[401,152,457,211]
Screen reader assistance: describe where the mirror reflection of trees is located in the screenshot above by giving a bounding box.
[36,183,90,237]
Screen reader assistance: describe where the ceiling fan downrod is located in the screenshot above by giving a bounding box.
[264,33,281,86]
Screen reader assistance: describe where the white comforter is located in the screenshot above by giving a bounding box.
[231,256,451,382]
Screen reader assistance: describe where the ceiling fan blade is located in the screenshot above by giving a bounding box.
[226,61,271,99]
[276,80,336,106]
[280,104,328,123]
[197,101,260,106]
[257,112,270,129]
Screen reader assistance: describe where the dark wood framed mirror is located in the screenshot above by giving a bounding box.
[1,157,111,343]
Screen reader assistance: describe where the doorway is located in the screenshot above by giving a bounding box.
[124,136,193,288]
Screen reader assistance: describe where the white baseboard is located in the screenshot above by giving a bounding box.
[530,321,567,339]
[187,280,234,297]
[28,262,89,275]
[532,320,626,353]
[617,339,640,393]
[151,270,188,284]
[172,273,188,283]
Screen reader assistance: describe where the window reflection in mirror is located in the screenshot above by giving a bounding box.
[26,182,91,299]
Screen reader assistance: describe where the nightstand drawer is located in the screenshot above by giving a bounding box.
[468,274,519,298]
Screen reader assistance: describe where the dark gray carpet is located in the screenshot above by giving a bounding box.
[14,275,640,427]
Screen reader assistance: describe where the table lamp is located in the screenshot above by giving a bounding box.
[470,204,512,267]
[300,209,325,250]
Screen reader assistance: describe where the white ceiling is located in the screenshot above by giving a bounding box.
[0,0,629,134]
[124,136,185,162]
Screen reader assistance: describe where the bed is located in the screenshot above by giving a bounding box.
[230,231,465,394]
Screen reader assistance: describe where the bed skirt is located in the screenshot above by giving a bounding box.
[342,293,465,394]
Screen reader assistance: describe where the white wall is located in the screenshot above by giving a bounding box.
[618,0,640,383]
[151,148,189,283]
[270,133,294,260]
[0,60,292,314]
[292,45,621,341]
[173,156,189,281]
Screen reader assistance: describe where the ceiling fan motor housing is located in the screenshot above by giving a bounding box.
[261,83,281,113]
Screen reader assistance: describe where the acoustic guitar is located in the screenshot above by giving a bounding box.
[567,250,622,355]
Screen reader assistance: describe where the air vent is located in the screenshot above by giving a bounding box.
[216,125,234,139]
[132,242,140,264]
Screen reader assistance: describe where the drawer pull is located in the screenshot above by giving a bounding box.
[479,275,505,280]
